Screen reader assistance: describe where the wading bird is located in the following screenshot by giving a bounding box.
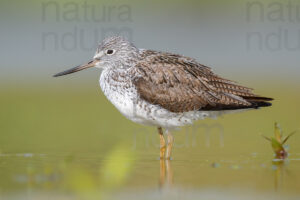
[54,36,272,159]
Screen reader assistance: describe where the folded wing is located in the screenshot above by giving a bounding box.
[132,50,273,113]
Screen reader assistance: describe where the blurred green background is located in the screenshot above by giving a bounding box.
[0,0,300,199]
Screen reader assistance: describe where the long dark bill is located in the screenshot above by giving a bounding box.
[53,60,98,77]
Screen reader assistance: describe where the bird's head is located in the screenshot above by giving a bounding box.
[53,36,139,77]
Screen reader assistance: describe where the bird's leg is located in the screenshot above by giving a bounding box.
[158,127,166,159]
[165,130,174,160]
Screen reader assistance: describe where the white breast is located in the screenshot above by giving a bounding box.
[99,69,187,128]
[99,68,138,120]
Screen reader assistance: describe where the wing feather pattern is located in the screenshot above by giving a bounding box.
[132,50,272,113]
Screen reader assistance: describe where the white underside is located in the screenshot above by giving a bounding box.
[99,68,248,129]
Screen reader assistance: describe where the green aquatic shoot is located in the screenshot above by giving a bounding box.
[262,123,297,159]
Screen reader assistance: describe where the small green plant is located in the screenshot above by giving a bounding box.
[262,122,297,159]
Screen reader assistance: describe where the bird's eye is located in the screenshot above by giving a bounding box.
[106,49,115,55]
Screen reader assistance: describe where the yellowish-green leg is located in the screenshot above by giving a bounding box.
[158,127,166,159]
[166,131,174,160]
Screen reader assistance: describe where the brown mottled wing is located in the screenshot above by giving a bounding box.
[132,50,272,113]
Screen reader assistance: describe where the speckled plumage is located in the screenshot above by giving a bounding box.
[96,37,272,129]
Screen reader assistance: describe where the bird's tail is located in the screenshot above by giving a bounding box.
[242,96,273,108]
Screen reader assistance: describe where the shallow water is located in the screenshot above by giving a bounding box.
[0,151,300,200]
[0,85,300,199]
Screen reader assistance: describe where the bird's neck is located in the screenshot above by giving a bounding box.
[99,67,133,94]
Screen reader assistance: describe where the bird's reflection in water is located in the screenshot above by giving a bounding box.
[159,159,173,188]
[158,158,289,192]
